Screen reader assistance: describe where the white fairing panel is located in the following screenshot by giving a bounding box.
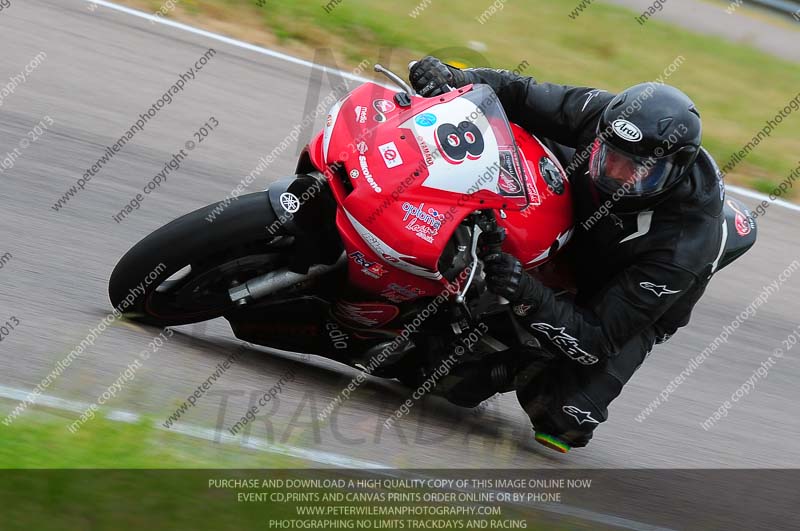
[343,210,442,280]
[323,98,346,160]
[401,90,502,195]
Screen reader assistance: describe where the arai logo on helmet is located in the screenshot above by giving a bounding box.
[612,119,643,142]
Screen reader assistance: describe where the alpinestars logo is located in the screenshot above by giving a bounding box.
[529,323,599,365]
[562,405,600,425]
[581,89,605,112]
[639,282,681,297]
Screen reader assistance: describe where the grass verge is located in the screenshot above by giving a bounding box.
[0,408,309,468]
[0,411,576,530]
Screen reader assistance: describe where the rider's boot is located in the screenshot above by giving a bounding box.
[439,346,554,408]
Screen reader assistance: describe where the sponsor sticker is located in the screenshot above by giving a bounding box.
[359,156,382,193]
[354,105,368,124]
[378,141,404,169]
[415,113,437,127]
[325,321,350,350]
[498,170,522,195]
[333,301,399,328]
[373,99,396,114]
[401,202,444,243]
[416,135,435,167]
[381,283,424,303]
[497,150,524,197]
[349,251,388,279]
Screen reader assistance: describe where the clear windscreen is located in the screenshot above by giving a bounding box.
[402,84,530,206]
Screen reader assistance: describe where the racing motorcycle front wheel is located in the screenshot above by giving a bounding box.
[108,191,293,327]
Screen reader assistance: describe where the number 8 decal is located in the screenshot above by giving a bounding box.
[435,121,485,164]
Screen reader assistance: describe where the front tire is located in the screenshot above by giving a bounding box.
[109,191,286,326]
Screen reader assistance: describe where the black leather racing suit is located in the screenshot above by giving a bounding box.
[460,68,726,445]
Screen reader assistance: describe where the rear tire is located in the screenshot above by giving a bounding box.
[109,191,285,327]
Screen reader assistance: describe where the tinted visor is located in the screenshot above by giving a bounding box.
[589,139,687,197]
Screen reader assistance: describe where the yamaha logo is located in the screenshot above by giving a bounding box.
[612,119,643,142]
[279,192,300,213]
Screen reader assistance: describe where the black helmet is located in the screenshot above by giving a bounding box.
[589,83,702,211]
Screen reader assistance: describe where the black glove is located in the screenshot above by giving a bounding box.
[409,56,466,97]
[482,252,541,306]
[478,226,506,257]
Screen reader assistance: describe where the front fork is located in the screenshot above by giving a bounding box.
[227,174,344,306]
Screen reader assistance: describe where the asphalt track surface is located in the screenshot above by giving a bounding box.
[1,1,800,528]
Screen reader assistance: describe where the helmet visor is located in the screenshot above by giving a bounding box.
[589,139,684,197]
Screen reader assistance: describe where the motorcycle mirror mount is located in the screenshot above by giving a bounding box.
[374,64,417,98]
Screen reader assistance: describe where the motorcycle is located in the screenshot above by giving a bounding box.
[109,64,755,401]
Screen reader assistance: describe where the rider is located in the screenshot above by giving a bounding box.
[409,57,727,452]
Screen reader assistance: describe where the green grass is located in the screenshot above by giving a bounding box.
[0,412,302,529]
[0,412,574,531]
[0,409,309,468]
[122,0,800,198]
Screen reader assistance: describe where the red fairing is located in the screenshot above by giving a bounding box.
[499,124,574,269]
[306,82,573,301]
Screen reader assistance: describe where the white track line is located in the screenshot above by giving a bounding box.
[87,0,376,85]
[0,383,387,469]
[1,381,674,530]
[725,184,800,213]
[86,1,800,216]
